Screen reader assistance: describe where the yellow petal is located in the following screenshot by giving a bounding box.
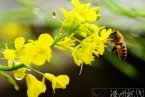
[31,53,46,66]
[44,48,52,62]
[83,9,97,22]
[26,74,46,97]
[3,49,16,60]
[55,75,69,89]
[19,54,31,66]
[55,37,75,50]
[100,29,112,43]
[71,0,80,7]
[59,8,69,16]
[14,37,25,50]
[38,33,53,48]
[72,45,83,66]
[13,68,27,80]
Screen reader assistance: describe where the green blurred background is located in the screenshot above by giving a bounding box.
[0,0,145,97]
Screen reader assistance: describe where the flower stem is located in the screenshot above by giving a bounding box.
[71,37,81,43]
[51,33,68,47]
[26,66,44,76]
[0,64,25,71]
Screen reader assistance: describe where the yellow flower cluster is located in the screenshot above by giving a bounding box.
[55,0,112,73]
[26,73,69,97]
[0,0,113,97]
[60,0,101,26]
[3,34,53,66]
[3,34,53,79]
[2,34,69,97]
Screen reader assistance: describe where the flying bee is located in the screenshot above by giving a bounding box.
[108,29,127,60]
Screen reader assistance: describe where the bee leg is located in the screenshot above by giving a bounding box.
[112,46,117,53]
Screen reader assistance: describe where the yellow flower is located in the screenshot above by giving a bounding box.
[71,0,100,22]
[3,37,31,66]
[72,31,105,67]
[99,29,112,43]
[71,0,80,7]
[3,33,53,66]
[20,43,36,65]
[59,8,75,27]
[3,37,25,60]
[3,49,16,60]
[2,37,27,80]
[60,0,100,26]
[55,37,75,51]
[44,73,69,93]
[28,33,53,65]
[78,23,100,37]
[14,37,25,50]
[26,74,46,97]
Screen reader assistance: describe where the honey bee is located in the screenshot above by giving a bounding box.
[108,29,127,60]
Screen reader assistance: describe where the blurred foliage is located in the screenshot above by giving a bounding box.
[0,71,19,90]
[0,0,145,82]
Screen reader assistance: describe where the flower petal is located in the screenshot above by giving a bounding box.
[38,33,53,48]
[14,37,25,50]
[3,49,16,60]
[55,75,69,89]
[31,53,46,66]
[14,68,27,80]
[71,0,80,7]
[44,73,69,93]
[26,74,46,97]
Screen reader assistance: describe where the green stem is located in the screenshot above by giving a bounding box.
[51,33,68,47]
[71,37,81,43]
[0,64,44,76]
[52,23,80,46]
[0,64,25,71]
[26,66,44,76]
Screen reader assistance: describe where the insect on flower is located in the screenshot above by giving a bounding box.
[108,29,127,60]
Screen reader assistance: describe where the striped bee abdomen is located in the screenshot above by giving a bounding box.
[118,43,127,60]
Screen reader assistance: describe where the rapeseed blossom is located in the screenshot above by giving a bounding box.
[72,29,112,70]
[3,33,53,66]
[77,23,100,37]
[2,34,53,80]
[0,0,113,97]
[3,37,27,80]
[26,33,53,65]
[26,74,46,97]
[57,0,112,73]
[55,36,75,51]
[60,0,101,26]
[44,73,69,93]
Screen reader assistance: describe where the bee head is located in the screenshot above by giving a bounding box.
[108,30,118,42]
